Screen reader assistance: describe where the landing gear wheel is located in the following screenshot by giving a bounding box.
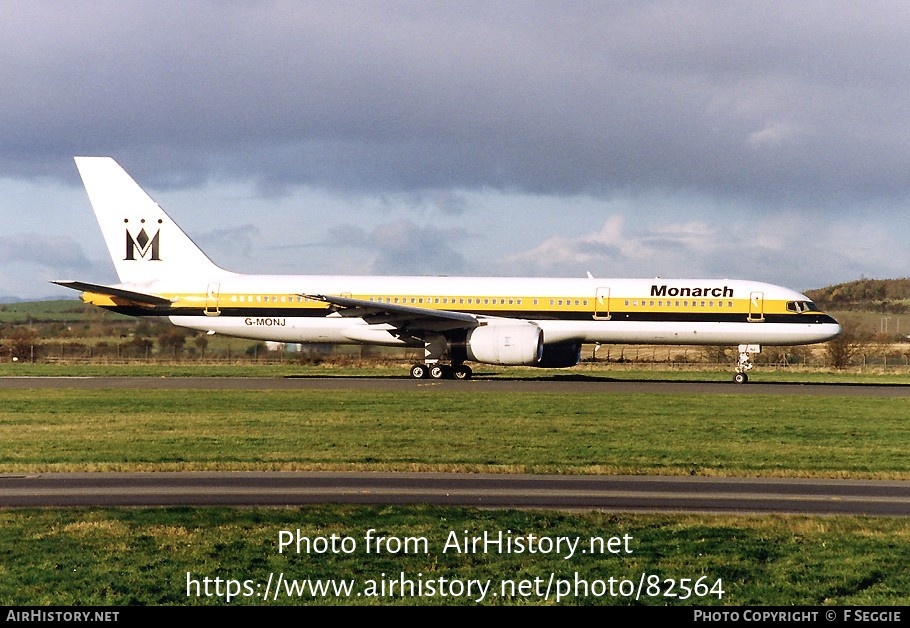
[410,364,429,379]
[429,365,450,380]
[452,364,473,380]
[733,344,757,384]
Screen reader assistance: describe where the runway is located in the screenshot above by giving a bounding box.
[2,374,910,396]
[1,471,907,515]
[1,375,907,515]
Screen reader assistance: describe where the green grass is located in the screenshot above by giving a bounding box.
[1,507,907,606]
[0,389,907,477]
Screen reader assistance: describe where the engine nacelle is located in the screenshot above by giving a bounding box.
[535,342,582,368]
[466,324,543,366]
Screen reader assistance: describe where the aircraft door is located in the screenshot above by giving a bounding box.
[205,282,221,316]
[748,291,764,322]
[594,287,611,320]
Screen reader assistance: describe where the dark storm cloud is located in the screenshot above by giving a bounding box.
[0,235,93,271]
[3,1,910,206]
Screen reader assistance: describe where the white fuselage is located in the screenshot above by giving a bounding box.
[139,273,842,348]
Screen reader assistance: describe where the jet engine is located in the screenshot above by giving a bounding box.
[465,324,543,366]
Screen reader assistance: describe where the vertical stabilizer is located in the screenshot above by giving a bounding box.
[74,156,226,285]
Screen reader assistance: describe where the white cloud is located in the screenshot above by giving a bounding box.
[507,215,723,272]
[747,121,797,147]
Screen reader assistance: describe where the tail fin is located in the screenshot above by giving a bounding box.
[74,157,226,285]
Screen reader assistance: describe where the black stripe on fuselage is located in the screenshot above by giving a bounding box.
[99,305,838,326]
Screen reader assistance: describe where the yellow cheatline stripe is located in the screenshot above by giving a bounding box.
[88,289,814,317]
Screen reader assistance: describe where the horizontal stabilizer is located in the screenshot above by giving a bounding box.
[52,280,173,308]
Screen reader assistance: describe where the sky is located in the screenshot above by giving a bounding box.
[3,0,910,300]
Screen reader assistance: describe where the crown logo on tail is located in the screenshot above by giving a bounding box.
[124,218,162,261]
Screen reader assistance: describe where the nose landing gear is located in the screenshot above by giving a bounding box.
[733,344,760,384]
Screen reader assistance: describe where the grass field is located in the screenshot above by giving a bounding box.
[0,388,907,477]
[1,506,907,606]
[0,378,907,606]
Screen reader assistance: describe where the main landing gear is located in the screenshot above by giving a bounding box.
[733,344,760,384]
[410,363,473,380]
[409,333,472,380]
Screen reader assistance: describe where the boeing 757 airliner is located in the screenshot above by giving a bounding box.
[54,157,842,382]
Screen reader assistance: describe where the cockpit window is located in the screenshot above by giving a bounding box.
[787,301,821,313]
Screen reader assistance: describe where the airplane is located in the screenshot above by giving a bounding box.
[53,156,842,383]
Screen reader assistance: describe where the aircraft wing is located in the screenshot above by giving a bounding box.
[52,280,174,309]
[306,294,482,332]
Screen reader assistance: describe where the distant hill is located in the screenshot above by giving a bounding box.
[805,278,910,313]
[0,299,96,324]
[0,295,78,304]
